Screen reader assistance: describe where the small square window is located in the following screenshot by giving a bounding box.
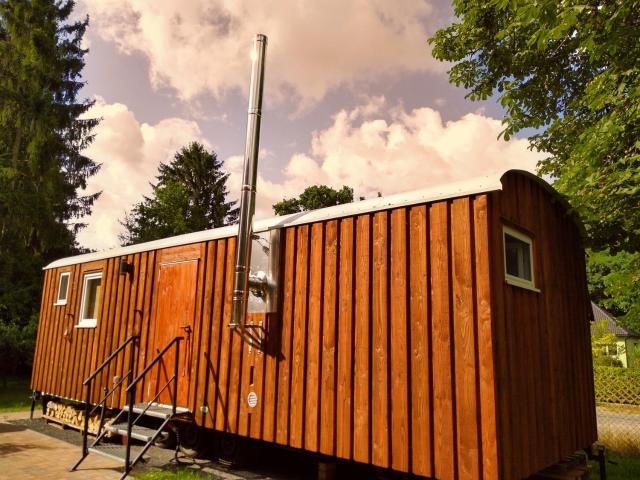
[55,272,70,306]
[77,272,102,328]
[503,226,538,292]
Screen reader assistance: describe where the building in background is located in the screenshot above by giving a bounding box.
[591,302,640,368]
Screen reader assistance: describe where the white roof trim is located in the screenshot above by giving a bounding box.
[44,169,533,270]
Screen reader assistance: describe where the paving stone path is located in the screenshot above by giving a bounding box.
[0,418,121,480]
[0,411,303,480]
[0,410,368,480]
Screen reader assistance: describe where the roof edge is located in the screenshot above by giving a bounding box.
[504,169,585,237]
[45,169,553,270]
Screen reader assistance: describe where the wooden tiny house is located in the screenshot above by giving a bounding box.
[31,170,597,479]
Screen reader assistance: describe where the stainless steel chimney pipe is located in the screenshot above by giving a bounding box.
[230,34,267,329]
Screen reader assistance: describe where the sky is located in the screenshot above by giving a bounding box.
[74,0,544,251]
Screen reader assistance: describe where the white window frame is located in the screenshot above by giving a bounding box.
[503,225,539,292]
[55,272,71,306]
[77,272,102,328]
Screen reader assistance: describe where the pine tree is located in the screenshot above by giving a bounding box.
[158,142,238,226]
[120,142,238,245]
[0,0,99,376]
[0,1,99,256]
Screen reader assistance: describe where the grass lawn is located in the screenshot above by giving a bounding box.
[134,469,205,480]
[0,376,32,413]
[132,456,640,480]
[590,454,640,480]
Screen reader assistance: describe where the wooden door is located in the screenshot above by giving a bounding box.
[147,257,199,407]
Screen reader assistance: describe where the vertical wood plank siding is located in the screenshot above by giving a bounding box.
[31,172,595,479]
[490,173,597,479]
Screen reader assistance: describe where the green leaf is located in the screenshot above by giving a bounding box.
[429,0,640,323]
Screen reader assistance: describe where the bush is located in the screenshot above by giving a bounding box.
[594,366,640,405]
[628,341,640,370]
[0,315,37,387]
[593,355,624,368]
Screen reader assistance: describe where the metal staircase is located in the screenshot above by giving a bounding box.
[71,335,184,480]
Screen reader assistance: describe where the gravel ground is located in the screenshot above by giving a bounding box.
[11,418,87,448]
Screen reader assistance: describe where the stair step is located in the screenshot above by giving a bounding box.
[88,443,145,464]
[105,422,158,442]
[123,402,188,420]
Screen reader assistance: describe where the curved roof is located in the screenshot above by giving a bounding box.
[45,169,571,270]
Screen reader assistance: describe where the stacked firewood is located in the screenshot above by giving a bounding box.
[45,400,111,434]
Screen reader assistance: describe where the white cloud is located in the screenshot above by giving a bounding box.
[83,0,443,107]
[225,98,544,218]
[77,97,207,250]
[79,97,542,250]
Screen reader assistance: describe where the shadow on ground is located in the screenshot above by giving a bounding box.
[0,422,27,433]
[0,422,54,461]
[8,418,394,480]
[0,441,49,456]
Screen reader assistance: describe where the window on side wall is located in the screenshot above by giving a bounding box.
[77,272,102,328]
[55,272,70,305]
[503,225,538,292]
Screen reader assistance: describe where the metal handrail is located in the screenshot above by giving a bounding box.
[126,336,183,392]
[129,375,176,428]
[123,336,182,476]
[71,335,139,472]
[83,335,138,385]
[88,369,131,416]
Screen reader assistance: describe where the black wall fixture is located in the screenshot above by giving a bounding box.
[119,258,134,276]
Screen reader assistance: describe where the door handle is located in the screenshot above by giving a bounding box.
[180,325,192,377]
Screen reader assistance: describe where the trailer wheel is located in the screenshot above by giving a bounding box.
[216,432,243,466]
[177,422,202,457]
[153,427,177,449]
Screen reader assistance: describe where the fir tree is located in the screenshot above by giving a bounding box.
[0,0,99,377]
[120,142,238,245]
